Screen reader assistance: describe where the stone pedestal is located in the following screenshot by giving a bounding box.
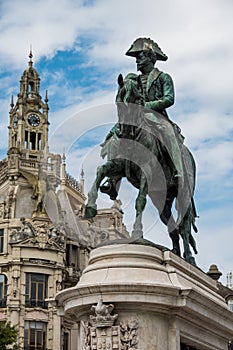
[56,243,233,349]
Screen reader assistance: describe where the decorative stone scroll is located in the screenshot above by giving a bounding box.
[82,300,138,350]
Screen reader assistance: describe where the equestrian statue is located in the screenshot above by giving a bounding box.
[84,38,198,265]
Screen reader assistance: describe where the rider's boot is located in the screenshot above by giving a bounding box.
[84,205,97,219]
[100,179,118,200]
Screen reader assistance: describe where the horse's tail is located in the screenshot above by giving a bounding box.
[191,197,198,233]
[181,145,198,234]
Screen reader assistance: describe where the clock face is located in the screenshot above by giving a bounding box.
[28,114,40,127]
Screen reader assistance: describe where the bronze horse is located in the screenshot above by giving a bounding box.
[84,74,198,265]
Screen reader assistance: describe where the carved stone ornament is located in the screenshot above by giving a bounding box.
[90,299,118,328]
[10,219,65,250]
[82,300,139,350]
[120,320,139,349]
[10,218,36,243]
[92,228,110,247]
[0,202,6,218]
[5,185,17,219]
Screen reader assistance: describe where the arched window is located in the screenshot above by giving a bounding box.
[47,157,52,171]
[0,274,7,307]
[28,81,35,93]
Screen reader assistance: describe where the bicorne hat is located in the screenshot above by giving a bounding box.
[125,37,168,61]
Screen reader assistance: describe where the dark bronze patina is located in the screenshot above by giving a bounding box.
[84,38,198,265]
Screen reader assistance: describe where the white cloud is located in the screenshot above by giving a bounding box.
[0,0,86,66]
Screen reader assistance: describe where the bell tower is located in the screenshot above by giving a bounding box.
[8,50,49,160]
[4,50,61,220]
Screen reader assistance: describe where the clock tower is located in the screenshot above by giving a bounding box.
[8,50,49,160]
[5,50,61,220]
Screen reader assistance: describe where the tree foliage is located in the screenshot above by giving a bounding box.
[0,322,19,350]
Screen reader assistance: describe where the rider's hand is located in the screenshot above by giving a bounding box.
[143,101,155,113]
[144,101,154,110]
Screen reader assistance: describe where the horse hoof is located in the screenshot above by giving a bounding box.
[189,257,197,266]
[184,256,196,266]
[171,248,181,257]
[84,206,97,219]
[131,229,143,240]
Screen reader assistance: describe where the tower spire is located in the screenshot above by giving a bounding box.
[45,90,48,103]
[28,45,33,66]
[61,152,67,184]
[81,165,84,179]
[10,95,14,109]
[80,165,85,194]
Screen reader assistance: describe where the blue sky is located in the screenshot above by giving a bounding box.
[0,0,232,281]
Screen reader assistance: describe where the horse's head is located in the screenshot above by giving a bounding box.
[116,73,143,104]
[116,73,144,138]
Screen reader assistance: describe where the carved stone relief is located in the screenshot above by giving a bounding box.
[0,202,6,218]
[10,218,66,250]
[10,218,36,244]
[82,300,139,350]
[5,184,17,219]
[120,320,139,349]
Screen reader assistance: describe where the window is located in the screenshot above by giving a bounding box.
[0,275,7,307]
[12,134,17,147]
[24,321,47,350]
[38,133,42,150]
[25,274,48,308]
[228,299,233,311]
[63,332,69,350]
[29,132,36,150]
[24,130,29,149]
[227,272,233,289]
[66,244,79,269]
[28,81,35,92]
[0,229,4,253]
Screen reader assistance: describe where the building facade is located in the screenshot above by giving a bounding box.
[0,53,128,349]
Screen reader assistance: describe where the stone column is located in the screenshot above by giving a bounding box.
[52,313,61,350]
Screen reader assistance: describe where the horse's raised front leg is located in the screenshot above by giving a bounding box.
[132,173,147,239]
[84,162,113,219]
